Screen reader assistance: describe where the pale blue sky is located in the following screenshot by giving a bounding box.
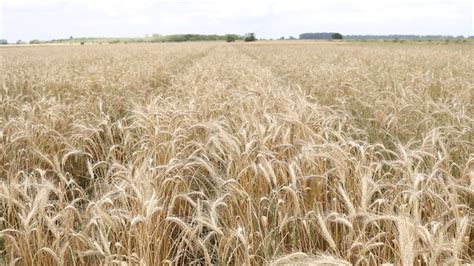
[1,0,472,41]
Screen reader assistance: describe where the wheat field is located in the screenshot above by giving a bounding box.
[0,42,473,265]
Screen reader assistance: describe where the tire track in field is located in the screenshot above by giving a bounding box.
[146,44,217,96]
[230,44,315,100]
[163,43,294,105]
[233,44,300,89]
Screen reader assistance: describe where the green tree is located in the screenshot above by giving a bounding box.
[29,39,41,44]
[244,33,256,42]
[331,33,343,40]
[226,35,236,42]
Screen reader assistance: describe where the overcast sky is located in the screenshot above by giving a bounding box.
[1,0,472,41]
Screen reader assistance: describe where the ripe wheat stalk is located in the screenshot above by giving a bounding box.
[0,42,472,265]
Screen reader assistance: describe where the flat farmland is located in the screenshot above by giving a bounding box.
[1,42,472,265]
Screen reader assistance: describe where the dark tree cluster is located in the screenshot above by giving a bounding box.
[244,33,256,42]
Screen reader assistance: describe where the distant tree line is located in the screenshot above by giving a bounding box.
[151,34,244,42]
[3,33,471,45]
[299,32,344,40]
[5,34,246,45]
[299,33,472,41]
[29,39,42,44]
[347,35,471,40]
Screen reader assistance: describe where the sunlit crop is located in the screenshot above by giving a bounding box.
[1,42,472,265]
